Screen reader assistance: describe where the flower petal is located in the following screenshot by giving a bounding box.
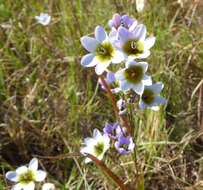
[132,24,146,41]
[84,137,97,147]
[93,129,103,141]
[42,183,55,190]
[132,83,144,95]
[35,170,47,182]
[143,75,152,86]
[80,36,99,52]
[115,69,125,81]
[95,61,110,75]
[118,27,132,43]
[149,82,164,94]
[80,147,93,155]
[23,182,35,190]
[16,166,28,175]
[154,96,167,105]
[125,60,137,68]
[139,62,148,72]
[81,53,97,67]
[138,50,150,59]
[111,50,124,64]
[28,158,38,171]
[139,100,146,109]
[11,183,24,190]
[6,171,18,182]
[95,26,107,42]
[144,37,156,50]
[120,80,130,91]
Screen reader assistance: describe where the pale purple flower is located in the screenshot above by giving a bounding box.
[115,136,135,155]
[35,13,51,26]
[80,26,124,75]
[116,24,156,60]
[115,60,152,95]
[103,122,125,139]
[139,82,167,111]
[108,13,137,29]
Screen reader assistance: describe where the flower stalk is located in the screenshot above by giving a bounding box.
[99,75,133,136]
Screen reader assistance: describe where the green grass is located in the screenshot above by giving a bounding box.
[0,0,203,189]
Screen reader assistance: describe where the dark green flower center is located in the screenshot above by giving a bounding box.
[95,42,114,62]
[19,170,35,184]
[94,142,104,156]
[142,89,155,104]
[124,65,144,84]
[123,39,144,56]
[120,143,128,150]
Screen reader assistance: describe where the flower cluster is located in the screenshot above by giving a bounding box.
[80,123,135,164]
[80,13,167,163]
[81,13,166,111]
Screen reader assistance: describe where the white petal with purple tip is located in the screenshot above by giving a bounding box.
[6,171,19,182]
[81,53,97,67]
[118,27,131,43]
[80,36,99,52]
[149,82,164,94]
[28,158,38,171]
[95,26,107,43]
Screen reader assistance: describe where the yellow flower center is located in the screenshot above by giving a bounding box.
[94,142,104,156]
[95,42,114,62]
[123,39,144,56]
[19,170,35,184]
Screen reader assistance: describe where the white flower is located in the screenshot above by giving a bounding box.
[136,0,145,12]
[115,60,152,95]
[80,26,124,75]
[42,183,55,190]
[35,13,51,26]
[80,129,110,163]
[139,82,167,111]
[117,24,156,60]
[6,158,47,190]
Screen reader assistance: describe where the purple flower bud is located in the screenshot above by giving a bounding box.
[115,136,135,155]
[103,122,125,139]
[108,13,136,29]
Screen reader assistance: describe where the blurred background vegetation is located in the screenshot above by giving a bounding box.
[0,0,203,189]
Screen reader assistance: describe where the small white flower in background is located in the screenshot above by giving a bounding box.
[6,158,46,190]
[139,82,167,111]
[80,25,124,75]
[80,129,110,163]
[42,183,55,190]
[35,13,51,26]
[136,0,145,12]
[115,60,152,95]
